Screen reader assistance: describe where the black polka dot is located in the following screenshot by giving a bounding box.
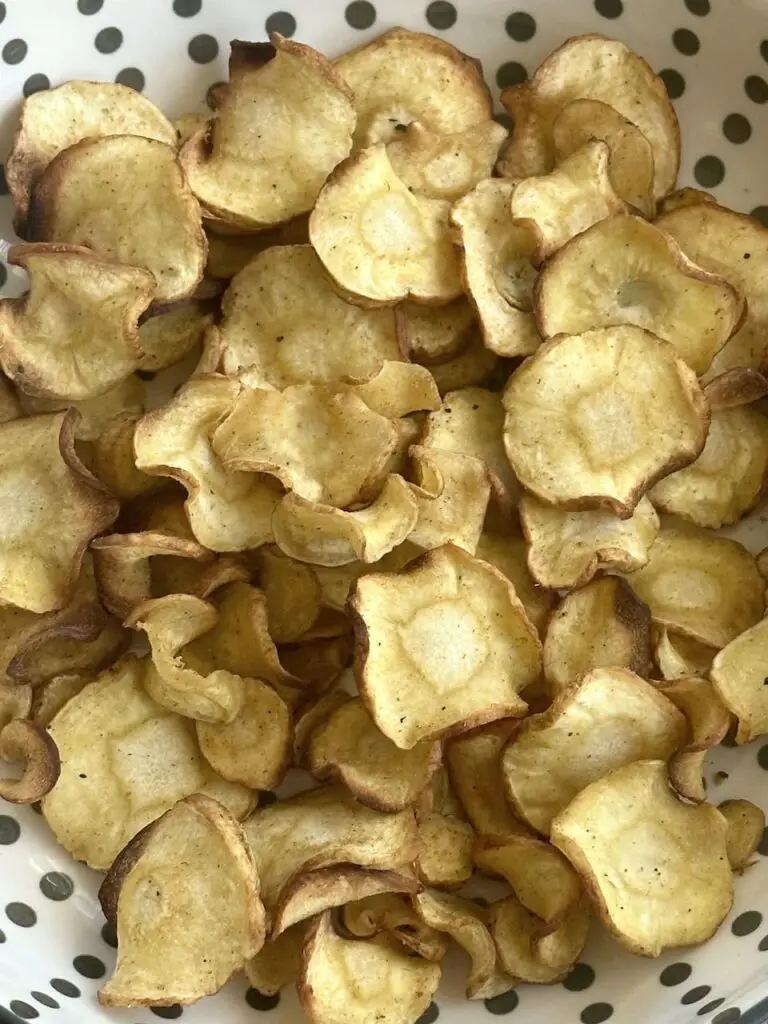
[116,67,145,91]
[0,929,5,942]
[416,1003,439,1024]
[759,744,768,768]
[594,0,623,17]
[0,264,7,290]
[9,1003,38,1021]
[712,1010,741,1024]
[747,75,768,104]
[0,2,5,24]
[50,979,80,998]
[759,934,768,951]
[31,993,59,1009]
[494,112,514,132]
[0,814,20,844]
[23,74,50,97]
[345,1,376,28]
[505,12,536,41]
[659,68,686,99]
[3,39,28,65]
[484,990,519,1014]
[188,34,219,63]
[682,986,712,1004]
[245,988,280,1011]
[265,11,297,37]
[77,0,103,12]
[150,1007,183,1019]
[723,113,752,143]
[564,963,596,991]
[758,826,768,855]
[660,963,693,986]
[581,1005,614,1024]
[173,0,202,15]
[673,29,700,55]
[732,910,763,936]
[6,902,37,928]
[40,872,74,902]
[101,921,118,948]
[496,62,528,88]
[95,28,123,54]
[694,155,725,188]
[685,0,710,13]
[752,206,768,228]
[426,2,457,29]
[698,1001,726,1017]
[73,955,106,979]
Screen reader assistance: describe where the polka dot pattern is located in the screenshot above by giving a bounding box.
[95,27,124,54]
[564,963,596,991]
[660,68,686,99]
[116,67,146,90]
[682,986,712,1005]
[150,1007,184,1019]
[685,0,710,14]
[101,921,118,949]
[694,155,725,187]
[723,113,752,142]
[188,33,219,63]
[426,2,457,29]
[660,963,692,986]
[6,903,37,928]
[265,11,297,37]
[22,74,50,96]
[345,1,376,29]
[9,1002,38,1020]
[698,999,726,1016]
[594,0,623,18]
[506,12,536,41]
[0,815,20,844]
[416,1003,440,1024]
[50,979,79,998]
[484,990,519,1014]
[745,74,768,103]
[3,39,28,65]
[712,1010,742,1024]
[73,955,106,979]
[31,993,59,1009]
[173,0,202,15]
[245,989,280,1011]
[40,872,74,902]
[0,2,5,24]
[77,0,103,12]
[732,911,763,936]
[673,28,700,56]
[581,1004,614,1024]
[496,61,528,88]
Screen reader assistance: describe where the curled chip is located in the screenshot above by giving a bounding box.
[29,135,206,303]
[0,376,20,424]
[510,141,628,263]
[308,696,440,811]
[475,835,582,925]
[91,412,160,502]
[98,794,264,1007]
[352,544,541,749]
[551,760,733,956]
[196,679,292,791]
[719,799,766,872]
[543,577,652,693]
[212,385,398,507]
[451,179,540,357]
[134,375,282,552]
[217,246,402,389]
[0,410,118,613]
[552,99,655,216]
[475,531,554,635]
[498,35,679,200]
[409,447,491,555]
[342,362,440,420]
[650,404,768,528]
[415,801,475,889]
[487,893,584,985]
[520,493,660,590]
[43,657,253,869]
[401,298,475,366]
[656,188,715,216]
[277,635,354,700]
[245,921,308,996]
[31,674,89,728]
[626,527,764,649]
[704,368,768,411]
[654,629,716,681]
[298,912,441,1024]
[341,892,449,961]
[257,547,321,644]
[657,203,768,377]
[0,719,60,804]
[426,329,500,395]
[174,112,209,147]
[711,617,768,743]
[293,689,352,769]
[311,144,462,305]
[181,37,355,230]
[386,120,507,201]
[335,27,492,147]
[243,783,418,911]
[535,215,743,376]
[6,80,175,231]
[138,300,215,373]
[504,327,708,516]
[0,243,154,400]
[501,668,687,835]
[655,676,731,802]
[0,683,32,732]
[19,373,145,441]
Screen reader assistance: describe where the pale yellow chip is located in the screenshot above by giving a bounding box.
[344,362,441,420]
[180,37,355,229]
[352,545,541,749]
[488,894,578,985]
[19,373,145,442]
[91,411,160,502]
[256,546,321,644]
[340,892,449,961]
[719,799,766,872]
[551,760,733,956]
[475,530,555,636]
[656,188,715,216]
[654,629,716,681]
[137,300,215,373]
[98,794,264,1008]
[520,492,660,590]
[244,922,307,996]
[504,326,708,516]
[173,112,210,147]
[426,329,500,395]
[705,368,768,411]
[408,446,490,555]
[0,683,32,733]
[711,617,768,743]
[415,808,475,889]
[626,526,764,649]
[501,667,687,835]
[30,674,89,728]
[400,298,475,365]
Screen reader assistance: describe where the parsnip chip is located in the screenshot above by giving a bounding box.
[386,120,507,201]
[273,475,418,567]
[243,783,419,910]
[543,577,652,693]
[218,246,402,388]
[346,362,440,420]
[409,447,490,554]
[180,37,355,230]
[504,327,708,516]
[501,668,687,835]
[6,81,176,232]
[352,545,540,749]
[19,373,145,441]
[134,376,282,552]
[498,35,679,200]
[43,657,253,869]
[705,368,768,411]
[711,617,768,742]
[30,673,88,728]
[475,531,554,635]
[340,892,449,961]
[626,527,764,649]
[0,683,32,732]
[310,144,462,305]
[551,760,733,956]
[0,410,118,612]
[293,690,352,769]
[511,141,628,263]
[30,135,206,303]
[277,635,353,699]
[298,912,441,1024]
[91,412,160,502]
[98,793,264,1007]
[415,808,475,889]
[488,895,572,984]
[552,98,655,216]
[256,547,321,644]
[312,544,422,612]
[426,329,500,395]
[245,921,307,996]
[173,112,210,147]
[657,203,768,377]
[0,719,60,804]
[138,300,215,373]
[650,405,768,528]
[335,27,492,147]
[475,835,582,924]
[0,375,20,424]
[451,179,540,357]
[719,799,766,872]
[212,385,398,507]
[0,244,153,400]
[654,629,716,681]
[520,493,660,590]
[401,298,475,365]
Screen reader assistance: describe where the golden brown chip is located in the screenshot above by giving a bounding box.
[137,300,215,373]
[18,373,145,442]
[656,188,715,216]
[475,530,554,636]
[400,298,475,365]
[340,892,449,961]
[91,411,160,502]
[0,718,61,804]
[705,368,768,411]
[408,446,490,554]
[475,835,582,925]
[345,362,440,420]
[711,617,768,742]
[255,546,322,644]
[654,629,716,681]
[293,689,353,769]
[488,895,575,985]
[0,683,32,732]
[244,922,308,996]
[719,799,766,872]
[415,808,475,889]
